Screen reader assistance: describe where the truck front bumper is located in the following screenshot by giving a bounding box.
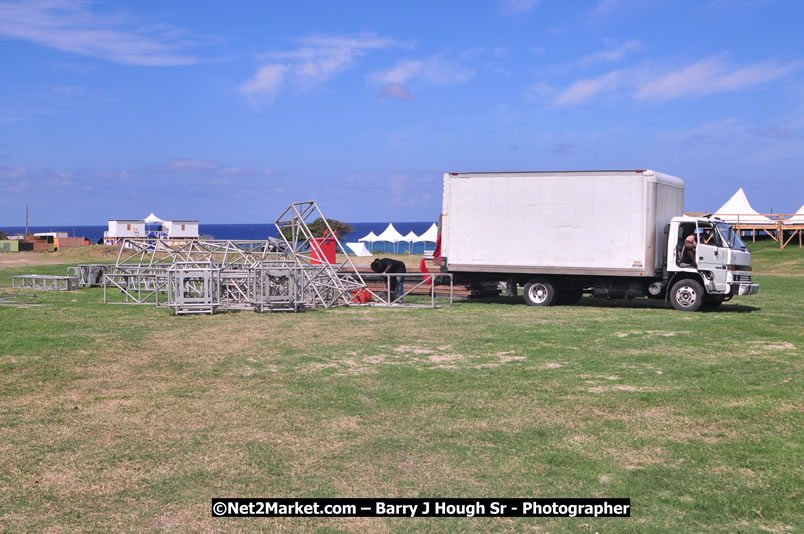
[734,283,759,296]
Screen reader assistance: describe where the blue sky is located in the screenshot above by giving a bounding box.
[1,0,803,225]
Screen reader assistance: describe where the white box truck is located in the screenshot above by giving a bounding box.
[439,170,759,311]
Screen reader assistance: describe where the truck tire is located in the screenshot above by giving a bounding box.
[670,279,705,312]
[523,278,557,306]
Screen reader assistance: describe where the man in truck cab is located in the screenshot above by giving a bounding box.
[681,230,699,267]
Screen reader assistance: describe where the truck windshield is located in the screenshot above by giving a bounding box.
[715,222,747,250]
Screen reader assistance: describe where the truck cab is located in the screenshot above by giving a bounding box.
[665,216,759,310]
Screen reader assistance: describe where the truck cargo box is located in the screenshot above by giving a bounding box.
[441,170,684,277]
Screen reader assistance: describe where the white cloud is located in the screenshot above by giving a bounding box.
[369,56,475,97]
[635,57,802,101]
[525,81,557,102]
[656,118,741,145]
[592,0,624,17]
[553,69,626,106]
[552,56,803,105]
[240,64,288,100]
[242,33,402,100]
[501,0,540,15]
[0,0,202,66]
[747,125,795,139]
[581,40,642,65]
[378,83,412,101]
[167,159,272,177]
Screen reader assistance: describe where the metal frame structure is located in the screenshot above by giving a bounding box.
[67,264,109,288]
[98,201,452,314]
[274,201,370,309]
[12,275,76,291]
[360,272,454,307]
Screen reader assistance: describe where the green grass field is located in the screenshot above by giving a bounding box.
[0,241,801,532]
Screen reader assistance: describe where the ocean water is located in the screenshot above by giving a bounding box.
[0,221,437,254]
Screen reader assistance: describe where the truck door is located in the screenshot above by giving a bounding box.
[695,223,728,292]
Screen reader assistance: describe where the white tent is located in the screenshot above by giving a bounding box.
[415,223,439,242]
[144,213,163,224]
[712,189,773,225]
[346,242,372,256]
[402,231,418,254]
[358,231,379,252]
[358,231,378,242]
[784,205,804,225]
[376,223,405,253]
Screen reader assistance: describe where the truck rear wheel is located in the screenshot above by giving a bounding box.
[670,279,704,312]
[523,278,557,306]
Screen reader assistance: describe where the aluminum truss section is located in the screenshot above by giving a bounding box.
[103,266,169,305]
[167,263,221,315]
[67,264,109,288]
[249,261,305,312]
[114,238,286,270]
[274,201,369,309]
[12,275,76,291]
[104,238,289,308]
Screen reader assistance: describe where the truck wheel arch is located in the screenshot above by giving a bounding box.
[669,278,706,312]
[666,272,704,303]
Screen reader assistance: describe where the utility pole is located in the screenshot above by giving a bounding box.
[25,204,29,236]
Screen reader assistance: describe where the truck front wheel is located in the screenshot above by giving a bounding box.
[670,279,705,312]
[523,278,557,306]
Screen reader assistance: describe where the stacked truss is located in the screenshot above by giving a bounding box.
[67,264,109,288]
[274,201,370,309]
[100,201,451,315]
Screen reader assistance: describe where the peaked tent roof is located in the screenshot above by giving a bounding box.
[784,204,804,225]
[346,242,372,256]
[402,231,419,242]
[358,231,379,242]
[712,188,773,224]
[376,223,404,243]
[144,213,163,224]
[415,223,439,242]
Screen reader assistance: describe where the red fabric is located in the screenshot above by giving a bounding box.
[352,289,372,303]
[433,233,442,265]
[419,258,432,285]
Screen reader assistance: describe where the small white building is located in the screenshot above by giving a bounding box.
[163,220,199,239]
[105,220,146,243]
[34,232,69,238]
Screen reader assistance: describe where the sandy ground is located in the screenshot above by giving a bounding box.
[0,253,82,268]
[0,246,120,268]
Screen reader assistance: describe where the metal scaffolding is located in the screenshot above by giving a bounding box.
[98,200,452,315]
[67,264,108,288]
[12,275,76,291]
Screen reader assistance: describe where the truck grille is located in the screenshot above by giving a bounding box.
[732,274,751,282]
